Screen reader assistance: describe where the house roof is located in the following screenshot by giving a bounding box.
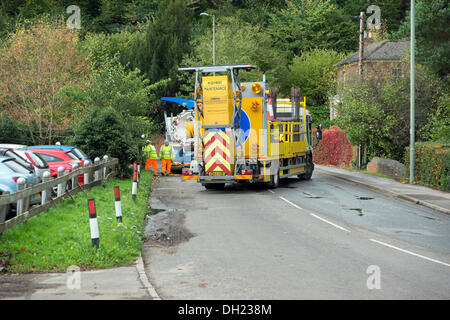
[335,40,410,67]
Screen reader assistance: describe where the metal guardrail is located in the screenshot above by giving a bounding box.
[0,157,118,235]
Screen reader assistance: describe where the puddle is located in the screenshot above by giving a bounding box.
[355,196,374,200]
[303,192,325,199]
[348,208,364,216]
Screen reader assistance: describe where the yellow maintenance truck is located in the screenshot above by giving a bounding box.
[179,64,321,189]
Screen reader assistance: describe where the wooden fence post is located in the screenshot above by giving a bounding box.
[71,163,79,190]
[84,160,90,185]
[16,177,26,215]
[0,191,10,224]
[94,157,101,181]
[41,171,51,205]
[103,155,109,178]
[57,166,65,197]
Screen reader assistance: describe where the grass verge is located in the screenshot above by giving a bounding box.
[0,170,152,273]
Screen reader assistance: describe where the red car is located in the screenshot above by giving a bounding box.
[18,148,85,186]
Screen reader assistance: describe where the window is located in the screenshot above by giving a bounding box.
[71,148,89,160]
[65,151,79,160]
[3,159,31,174]
[27,152,48,168]
[40,153,63,162]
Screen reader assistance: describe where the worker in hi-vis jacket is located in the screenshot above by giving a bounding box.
[143,140,158,175]
[159,140,174,176]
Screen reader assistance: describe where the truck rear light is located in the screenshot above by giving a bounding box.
[241,169,253,175]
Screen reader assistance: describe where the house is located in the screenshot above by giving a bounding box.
[335,40,410,91]
[330,40,410,120]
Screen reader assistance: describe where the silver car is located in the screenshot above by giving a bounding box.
[14,150,50,180]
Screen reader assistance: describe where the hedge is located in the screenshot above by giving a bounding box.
[313,125,353,167]
[405,142,450,191]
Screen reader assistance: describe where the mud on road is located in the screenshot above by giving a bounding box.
[144,209,194,247]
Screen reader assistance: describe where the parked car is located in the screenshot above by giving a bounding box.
[0,147,36,174]
[14,149,51,180]
[18,147,84,187]
[0,156,41,219]
[23,145,92,164]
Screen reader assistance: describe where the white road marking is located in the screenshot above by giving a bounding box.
[309,213,350,233]
[279,196,350,232]
[279,196,304,210]
[370,239,450,267]
[268,190,275,194]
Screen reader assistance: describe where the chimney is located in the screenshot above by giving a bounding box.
[364,30,374,48]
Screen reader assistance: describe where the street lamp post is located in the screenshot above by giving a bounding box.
[410,0,415,183]
[200,12,215,66]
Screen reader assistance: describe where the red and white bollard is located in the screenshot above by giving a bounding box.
[134,162,139,188]
[132,169,138,201]
[88,199,100,248]
[114,186,122,222]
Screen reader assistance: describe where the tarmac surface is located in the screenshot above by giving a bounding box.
[1,165,449,299]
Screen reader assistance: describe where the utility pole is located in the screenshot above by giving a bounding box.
[410,0,415,183]
[358,12,365,79]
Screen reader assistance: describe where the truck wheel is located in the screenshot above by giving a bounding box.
[298,155,314,180]
[204,183,225,190]
[268,171,280,189]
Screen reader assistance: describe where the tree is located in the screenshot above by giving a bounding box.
[285,49,346,105]
[390,0,449,81]
[267,0,358,58]
[131,0,193,83]
[0,21,89,144]
[336,67,445,161]
[332,0,408,34]
[66,107,145,177]
[181,16,289,88]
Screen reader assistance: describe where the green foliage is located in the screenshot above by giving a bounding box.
[419,94,450,143]
[181,16,289,88]
[405,142,450,191]
[82,55,150,117]
[285,49,346,104]
[0,114,33,145]
[332,0,407,34]
[336,68,445,161]
[390,0,449,81]
[79,29,146,69]
[66,107,146,177]
[268,0,358,58]
[131,0,193,83]
[308,105,334,129]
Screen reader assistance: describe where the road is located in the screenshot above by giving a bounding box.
[142,172,450,299]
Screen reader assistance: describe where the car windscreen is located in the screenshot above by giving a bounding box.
[3,159,32,174]
[71,148,89,160]
[65,151,79,160]
[28,152,48,168]
[5,150,34,170]
[39,153,63,162]
[183,150,193,163]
